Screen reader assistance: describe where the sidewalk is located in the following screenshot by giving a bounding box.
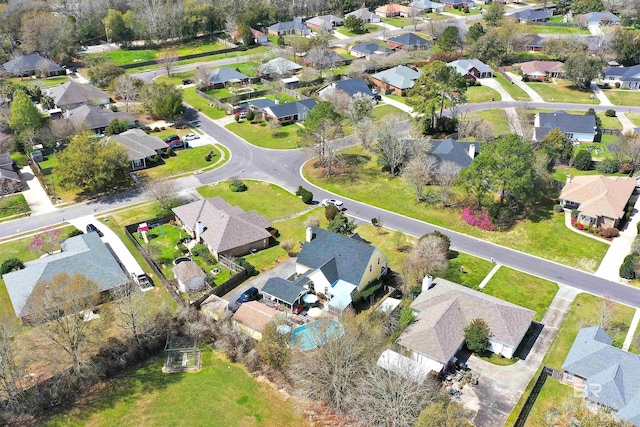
[380,95,415,115]
[19,165,56,215]
[594,196,640,281]
[505,72,544,102]
[590,84,636,133]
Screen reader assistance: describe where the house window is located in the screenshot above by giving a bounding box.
[566,373,574,383]
[369,265,372,272]
[378,257,380,265]
[565,133,574,139]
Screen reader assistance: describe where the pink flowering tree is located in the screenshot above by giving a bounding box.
[27,227,61,255]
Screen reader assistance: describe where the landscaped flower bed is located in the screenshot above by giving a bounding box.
[461,206,497,231]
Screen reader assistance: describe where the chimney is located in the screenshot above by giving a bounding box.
[468,143,475,159]
[305,226,315,243]
[422,275,433,293]
[195,221,204,240]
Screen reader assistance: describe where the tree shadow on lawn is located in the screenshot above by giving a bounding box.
[525,196,555,223]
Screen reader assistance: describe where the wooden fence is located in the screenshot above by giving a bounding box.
[513,366,564,427]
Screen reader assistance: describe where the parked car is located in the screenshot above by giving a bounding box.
[182,79,194,85]
[86,223,104,237]
[166,139,186,149]
[320,199,344,208]
[184,133,200,141]
[131,272,152,288]
[235,287,260,305]
[163,135,181,143]
[236,111,247,119]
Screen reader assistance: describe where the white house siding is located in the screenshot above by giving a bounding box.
[488,338,517,359]
[571,132,596,143]
[309,268,332,296]
[411,351,446,373]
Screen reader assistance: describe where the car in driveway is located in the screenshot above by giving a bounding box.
[132,272,152,289]
[166,139,187,149]
[163,135,181,144]
[184,133,200,141]
[231,287,260,312]
[86,223,104,237]
[320,199,344,209]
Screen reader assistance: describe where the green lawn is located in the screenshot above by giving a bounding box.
[36,154,79,202]
[381,17,414,28]
[494,74,530,101]
[136,145,226,179]
[204,82,266,99]
[550,165,626,182]
[85,40,226,66]
[445,7,481,15]
[155,70,197,87]
[626,113,640,126]
[336,24,384,37]
[525,25,590,34]
[442,252,494,289]
[9,75,71,88]
[469,109,511,136]
[182,87,227,120]
[43,349,305,427]
[466,84,501,103]
[0,194,30,220]
[226,120,303,149]
[303,146,610,271]
[599,114,623,129]
[630,326,640,354]
[373,104,410,119]
[523,378,577,427]
[601,89,640,107]
[526,79,598,104]
[196,180,308,221]
[481,267,558,322]
[477,351,520,366]
[384,93,409,105]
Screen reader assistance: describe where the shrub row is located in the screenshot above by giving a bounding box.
[461,206,497,231]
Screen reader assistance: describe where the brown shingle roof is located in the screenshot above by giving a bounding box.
[232,301,279,333]
[520,61,564,75]
[172,261,206,283]
[398,278,534,364]
[560,175,636,220]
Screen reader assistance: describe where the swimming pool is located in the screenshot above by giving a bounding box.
[289,320,343,351]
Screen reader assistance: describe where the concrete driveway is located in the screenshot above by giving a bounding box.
[224,257,297,303]
[68,215,144,277]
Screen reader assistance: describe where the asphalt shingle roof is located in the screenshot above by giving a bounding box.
[267,20,308,33]
[603,65,640,81]
[297,227,379,287]
[447,59,493,76]
[346,7,378,21]
[534,110,597,141]
[109,128,167,162]
[262,277,307,305]
[427,138,477,168]
[387,32,430,47]
[232,301,278,333]
[350,42,394,57]
[2,233,128,318]
[306,15,343,30]
[584,11,621,24]
[3,54,61,75]
[257,57,303,76]
[563,326,640,424]
[265,99,317,119]
[0,152,19,182]
[520,61,564,75]
[371,65,422,90]
[409,0,445,10]
[319,77,375,98]
[67,105,136,132]
[172,261,206,291]
[48,82,110,109]
[559,175,636,220]
[304,49,347,68]
[208,67,249,85]
[510,9,552,21]
[398,277,534,364]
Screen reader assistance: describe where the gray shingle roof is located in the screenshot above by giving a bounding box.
[48,82,110,109]
[371,65,422,90]
[109,128,167,162]
[247,98,276,110]
[0,152,19,182]
[303,49,347,68]
[172,261,206,292]
[603,65,640,82]
[2,232,128,318]
[563,326,640,424]
[511,9,552,21]
[387,33,430,47]
[172,197,271,255]
[398,277,534,364]
[427,138,477,168]
[257,57,303,76]
[3,54,62,75]
[535,111,597,141]
[262,277,307,305]
[265,99,317,119]
[297,227,379,287]
[350,42,394,57]
[208,67,249,85]
[306,15,343,30]
[447,59,493,76]
[346,7,378,21]
[409,0,445,10]
[319,77,375,98]
[584,11,621,24]
[67,105,136,132]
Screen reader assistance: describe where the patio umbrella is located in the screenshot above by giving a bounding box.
[277,324,292,334]
[308,307,323,318]
[303,294,319,304]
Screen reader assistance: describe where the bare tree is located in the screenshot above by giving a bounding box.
[618,132,640,170]
[111,281,156,350]
[416,399,470,427]
[320,88,352,115]
[409,7,423,31]
[113,74,142,112]
[402,150,438,201]
[345,92,376,149]
[157,48,178,78]
[27,227,61,255]
[0,319,29,418]
[435,160,462,207]
[404,234,449,284]
[144,178,179,210]
[374,116,411,177]
[304,215,320,228]
[599,296,616,332]
[194,66,212,90]
[299,66,320,82]
[28,273,101,377]
[267,118,282,137]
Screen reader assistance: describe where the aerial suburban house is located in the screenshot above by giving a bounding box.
[520,61,564,81]
[349,42,394,60]
[371,65,422,95]
[508,9,552,23]
[2,54,64,77]
[47,82,111,111]
[263,99,317,124]
[561,326,640,425]
[526,35,546,52]
[559,175,636,228]
[172,196,272,260]
[305,15,343,32]
[231,28,268,44]
[601,65,640,89]
[2,232,129,322]
[581,11,621,26]
[386,32,431,50]
[0,152,21,194]
[439,0,468,8]
[318,77,377,99]
[533,111,597,143]
[267,18,311,36]
[66,104,137,134]
[375,3,420,17]
[397,276,534,373]
[303,49,348,69]
[425,138,479,170]
[108,128,168,170]
[345,7,381,23]
[447,59,494,83]
[409,0,445,12]
[257,57,303,78]
[261,273,312,313]
[172,260,207,293]
[208,67,250,88]
[296,227,388,313]
[232,301,279,340]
